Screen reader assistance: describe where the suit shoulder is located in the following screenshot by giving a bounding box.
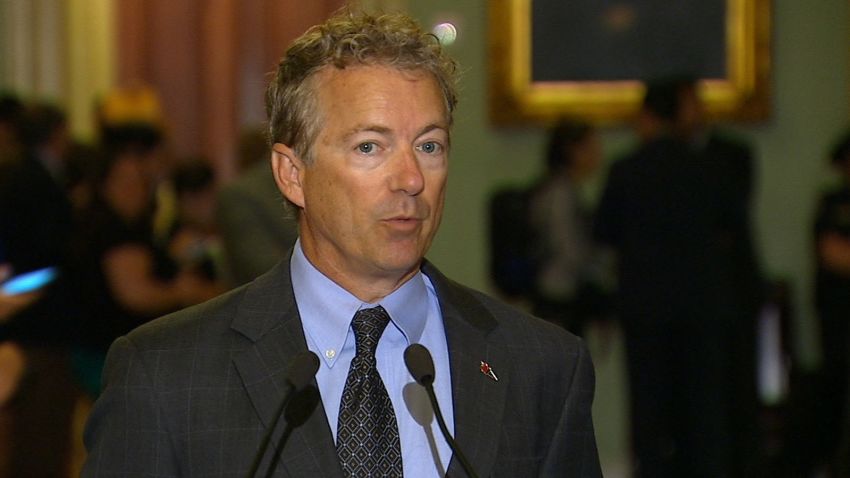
[606,145,653,177]
[124,284,249,350]
[709,130,753,155]
[446,279,584,353]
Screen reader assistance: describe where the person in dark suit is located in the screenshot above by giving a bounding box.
[675,77,764,476]
[594,78,742,477]
[0,101,81,478]
[814,131,850,475]
[216,129,299,287]
[82,10,601,478]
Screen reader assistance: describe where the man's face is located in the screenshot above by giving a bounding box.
[571,132,602,180]
[677,85,705,138]
[275,65,449,296]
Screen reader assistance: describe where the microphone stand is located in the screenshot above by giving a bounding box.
[421,381,479,478]
[405,343,479,478]
[246,351,319,478]
[246,382,295,478]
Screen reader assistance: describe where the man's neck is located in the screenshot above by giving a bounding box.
[300,250,419,304]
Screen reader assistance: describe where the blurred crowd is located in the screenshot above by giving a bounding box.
[0,88,297,476]
[1,73,849,477]
[489,76,850,478]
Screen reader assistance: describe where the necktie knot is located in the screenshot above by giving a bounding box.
[351,306,390,357]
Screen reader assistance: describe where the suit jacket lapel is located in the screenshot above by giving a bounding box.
[231,259,343,478]
[423,262,509,478]
[229,259,508,477]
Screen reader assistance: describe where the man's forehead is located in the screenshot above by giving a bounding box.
[313,63,432,86]
[311,64,449,124]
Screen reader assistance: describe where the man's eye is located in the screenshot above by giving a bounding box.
[357,142,376,154]
[418,142,442,154]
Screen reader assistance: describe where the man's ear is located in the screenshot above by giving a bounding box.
[270,143,306,208]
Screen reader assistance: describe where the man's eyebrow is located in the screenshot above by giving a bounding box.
[417,123,449,137]
[340,122,449,142]
[342,124,392,141]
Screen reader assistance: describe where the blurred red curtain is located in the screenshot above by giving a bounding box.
[114,0,344,179]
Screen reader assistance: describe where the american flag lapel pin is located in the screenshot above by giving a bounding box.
[480,360,498,381]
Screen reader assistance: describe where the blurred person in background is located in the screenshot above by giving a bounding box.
[19,102,72,185]
[97,84,177,247]
[216,127,299,286]
[166,158,226,284]
[63,141,103,212]
[675,76,764,475]
[528,119,611,336]
[0,95,23,156]
[595,77,742,478]
[813,131,850,476]
[71,125,220,397]
[0,98,81,478]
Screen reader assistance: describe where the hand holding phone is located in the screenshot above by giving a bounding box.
[1,267,57,295]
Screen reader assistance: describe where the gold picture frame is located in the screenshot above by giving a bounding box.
[488,0,772,125]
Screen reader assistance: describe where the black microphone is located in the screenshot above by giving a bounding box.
[404,343,479,478]
[246,351,320,478]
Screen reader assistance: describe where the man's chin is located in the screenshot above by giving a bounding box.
[372,252,425,281]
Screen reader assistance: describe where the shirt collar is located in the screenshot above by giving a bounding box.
[290,239,430,367]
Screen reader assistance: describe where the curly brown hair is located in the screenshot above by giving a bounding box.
[265,9,459,163]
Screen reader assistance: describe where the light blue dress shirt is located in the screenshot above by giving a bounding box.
[290,241,454,476]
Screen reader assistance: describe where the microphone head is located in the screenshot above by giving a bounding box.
[287,351,320,391]
[404,343,435,386]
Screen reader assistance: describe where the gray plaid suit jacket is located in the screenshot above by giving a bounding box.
[82,256,601,477]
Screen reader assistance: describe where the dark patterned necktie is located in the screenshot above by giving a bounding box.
[336,306,403,477]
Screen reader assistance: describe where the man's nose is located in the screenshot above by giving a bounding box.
[390,147,425,196]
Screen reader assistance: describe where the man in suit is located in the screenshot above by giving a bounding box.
[675,77,763,476]
[594,78,748,478]
[0,101,83,477]
[216,154,299,287]
[82,10,601,477]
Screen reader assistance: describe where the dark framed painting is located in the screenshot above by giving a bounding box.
[488,0,772,125]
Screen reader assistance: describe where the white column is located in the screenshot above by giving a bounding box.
[66,0,115,140]
[33,0,65,100]
[2,0,35,94]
